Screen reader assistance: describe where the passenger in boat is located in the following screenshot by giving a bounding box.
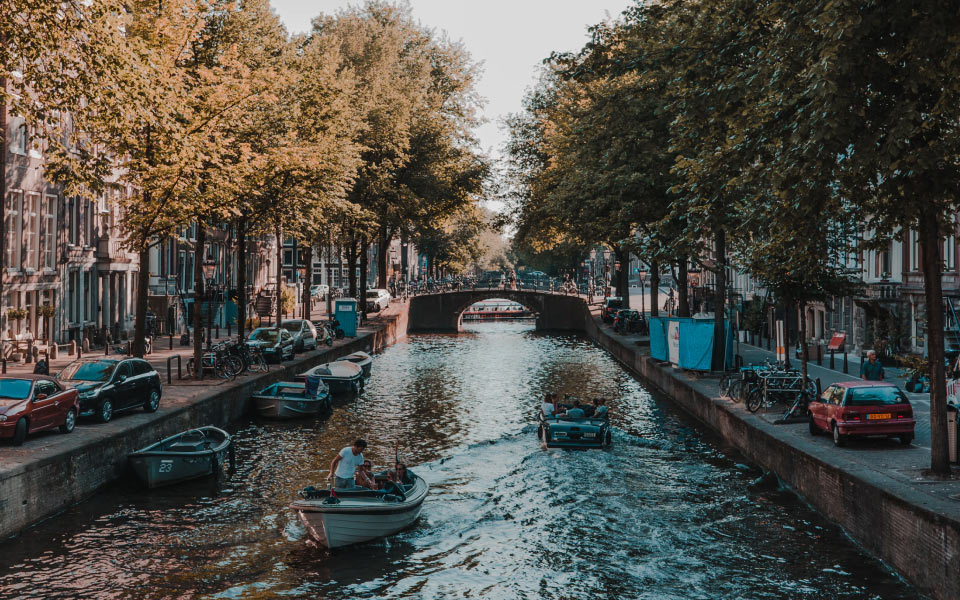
[356,460,379,490]
[328,438,367,489]
[387,462,413,485]
[541,393,556,417]
[593,398,608,418]
[559,399,586,419]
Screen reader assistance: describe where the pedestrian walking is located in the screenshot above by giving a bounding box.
[860,350,885,381]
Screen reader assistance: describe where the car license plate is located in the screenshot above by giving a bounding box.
[867,413,891,420]
[583,432,596,439]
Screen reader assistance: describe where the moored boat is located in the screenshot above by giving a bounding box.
[342,351,373,377]
[298,361,364,394]
[252,376,330,419]
[290,473,429,549]
[129,426,232,488]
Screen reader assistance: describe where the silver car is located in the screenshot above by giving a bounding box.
[281,319,319,352]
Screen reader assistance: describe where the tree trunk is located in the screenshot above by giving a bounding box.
[677,258,690,318]
[783,300,793,370]
[236,217,247,341]
[359,236,368,320]
[799,300,808,387]
[615,246,630,308]
[920,210,949,474]
[0,85,7,351]
[193,224,206,380]
[275,223,283,329]
[132,246,150,357]
[347,234,358,299]
[302,244,313,320]
[710,230,727,371]
[376,226,389,289]
[649,262,660,318]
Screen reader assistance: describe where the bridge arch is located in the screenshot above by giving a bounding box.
[407,289,590,333]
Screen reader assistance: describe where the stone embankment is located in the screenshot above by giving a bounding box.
[584,311,959,600]
[0,304,408,541]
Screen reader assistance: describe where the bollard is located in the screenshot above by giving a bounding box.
[69,340,76,356]
[830,349,835,370]
[216,324,220,339]
[843,351,848,374]
[25,341,32,364]
[169,333,174,350]
[105,342,109,356]
[227,323,232,338]
[767,334,771,351]
[78,343,82,359]
[1,358,5,374]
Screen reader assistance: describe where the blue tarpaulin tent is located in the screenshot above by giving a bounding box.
[648,316,734,370]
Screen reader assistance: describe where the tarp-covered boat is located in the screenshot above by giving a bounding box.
[129,426,232,488]
[298,361,364,394]
[252,376,330,419]
[342,351,373,377]
[291,473,428,549]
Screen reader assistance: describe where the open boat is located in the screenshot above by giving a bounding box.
[252,376,330,419]
[342,351,373,377]
[290,473,429,549]
[538,403,611,449]
[129,426,232,488]
[298,361,364,394]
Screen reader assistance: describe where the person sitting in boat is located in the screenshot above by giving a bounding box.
[593,398,608,419]
[559,400,586,419]
[387,462,413,486]
[328,438,367,489]
[356,460,379,490]
[541,393,556,417]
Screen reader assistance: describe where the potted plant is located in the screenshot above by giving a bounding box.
[6,308,26,332]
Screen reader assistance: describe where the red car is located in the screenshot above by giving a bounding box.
[808,380,914,447]
[0,375,80,446]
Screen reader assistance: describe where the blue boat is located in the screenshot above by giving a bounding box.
[538,403,612,449]
[252,376,331,419]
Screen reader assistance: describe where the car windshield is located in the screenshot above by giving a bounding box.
[250,329,279,343]
[59,360,116,382]
[366,291,380,298]
[281,322,301,333]
[0,379,32,399]
[846,386,909,406]
[606,300,623,310]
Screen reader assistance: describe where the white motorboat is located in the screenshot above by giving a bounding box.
[298,361,364,394]
[290,474,429,549]
[342,351,373,377]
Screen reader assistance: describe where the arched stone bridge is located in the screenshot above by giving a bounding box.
[407,289,591,333]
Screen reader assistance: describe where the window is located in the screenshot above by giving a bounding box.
[5,191,21,270]
[23,192,40,270]
[10,120,27,155]
[910,230,919,271]
[945,234,956,271]
[34,380,58,398]
[67,198,79,245]
[845,386,909,406]
[83,271,92,321]
[85,199,95,245]
[875,245,891,278]
[41,195,56,269]
[67,271,77,322]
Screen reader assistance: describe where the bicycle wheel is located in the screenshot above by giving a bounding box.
[746,388,764,413]
[253,352,268,372]
[729,380,744,403]
[718,374,732,398]
[225,355,244,376]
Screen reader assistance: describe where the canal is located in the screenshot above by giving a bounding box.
[0,321,920,599]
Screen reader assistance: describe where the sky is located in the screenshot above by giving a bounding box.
[268,0,636,161]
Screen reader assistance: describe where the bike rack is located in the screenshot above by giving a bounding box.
[167,354,182,384]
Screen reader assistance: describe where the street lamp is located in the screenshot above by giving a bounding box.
[202,258,217,351]
[639,268,648,315]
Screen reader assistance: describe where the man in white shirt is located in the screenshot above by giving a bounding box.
[328,439,367,489]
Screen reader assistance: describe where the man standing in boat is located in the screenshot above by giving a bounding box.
[328,439,368,489]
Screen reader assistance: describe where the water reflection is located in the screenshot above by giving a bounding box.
[0,322,920,599]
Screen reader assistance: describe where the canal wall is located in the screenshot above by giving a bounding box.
[584,315,960,600]
[0,307,408,541]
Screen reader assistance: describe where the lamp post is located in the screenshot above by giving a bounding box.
[202,258,217,351]
[639,268,648,315]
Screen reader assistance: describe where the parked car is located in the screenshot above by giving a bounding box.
[310,284,329,300]
[247,327,296,362]
[282,319,319,352]
[365,289,391,312]
[808,381,915,447]
[602,297,624,323]
[56,358,162,423]
[0,375,80,445]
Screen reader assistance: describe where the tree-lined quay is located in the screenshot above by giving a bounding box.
[1,0,491,392]
[505,1,960,476]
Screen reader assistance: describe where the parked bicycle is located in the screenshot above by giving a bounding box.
[186,342,238,380]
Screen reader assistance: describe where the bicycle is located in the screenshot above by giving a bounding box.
[746,370,816,413]
[186,343,238,380]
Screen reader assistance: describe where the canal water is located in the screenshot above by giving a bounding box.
[0,321,920,599]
